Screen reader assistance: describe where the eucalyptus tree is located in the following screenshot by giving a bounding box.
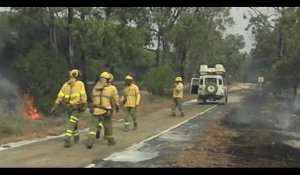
[246,7,300,96]
[168,7,235,79]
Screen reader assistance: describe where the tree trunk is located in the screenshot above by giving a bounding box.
[277,25,284,60]
[155,31,161,68]
[79,52,90,102]
[78,11,91,102]
[67,7,74,69]
[161,36,168,65]
[161,37,165,65]
[179,46,186,81]
[49,8,57,51]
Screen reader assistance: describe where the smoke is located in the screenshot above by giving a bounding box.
[0,73,24,118]
[275,97,300,132]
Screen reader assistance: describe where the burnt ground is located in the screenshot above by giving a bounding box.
[222,93,300,167]
[178,91,300,167]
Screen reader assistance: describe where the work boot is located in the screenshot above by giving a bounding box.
[133,122,138,130]
[171,113,176,116]
[86,139,93,149]
[96,130,100,139]
[180,112,185,117]
[123,125,129,132]
[64,138,72,148]
[73,135,80,143]
[107,138,116,145]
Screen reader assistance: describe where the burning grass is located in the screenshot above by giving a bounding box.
[23,92,42,120]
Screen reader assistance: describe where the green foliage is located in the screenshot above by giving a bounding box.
[86,59,106,81]
[273,57,300,87]
[0,7,253,117]
[144,65,176,96]
[15,44,68,113]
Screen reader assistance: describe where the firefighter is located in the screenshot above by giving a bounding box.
[120,75,141,132]
[95,72,115,140]
[172,76,185,116]
[50,69,87,148]
[87,71,120,149]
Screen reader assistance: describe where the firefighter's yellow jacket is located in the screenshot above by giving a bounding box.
[55,78,87,106]
[121,83,140,107]
[173,82,183,99]
[92,81,120,115]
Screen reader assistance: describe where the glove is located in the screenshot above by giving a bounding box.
[50,104,58,114]
[115,105,120,114]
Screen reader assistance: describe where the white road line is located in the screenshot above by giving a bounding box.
[0,128,89,152]
[85,163,96,168]
[85,104,217,168]
[125,105,217,150]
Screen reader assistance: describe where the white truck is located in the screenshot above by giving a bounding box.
[190,64,228,104]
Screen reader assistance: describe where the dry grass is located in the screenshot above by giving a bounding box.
[0,117,65,145]
[0,92,196,145]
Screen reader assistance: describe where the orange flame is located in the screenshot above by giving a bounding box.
[23,93,42,120]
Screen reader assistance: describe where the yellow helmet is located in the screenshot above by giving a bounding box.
[100,71,111,79]
[175,76,182,82]
[69,69,80,78]
[125,75,133,80]
[109,73,114,83]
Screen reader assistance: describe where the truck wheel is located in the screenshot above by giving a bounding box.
[205,83,218,94]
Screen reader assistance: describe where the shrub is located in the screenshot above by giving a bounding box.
[15,44,68,113]
[144,65,176,96]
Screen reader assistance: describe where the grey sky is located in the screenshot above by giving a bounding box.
[228,7,254,53]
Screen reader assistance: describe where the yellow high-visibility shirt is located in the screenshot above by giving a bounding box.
[55,80,87,106]
[173,82,183,99]
[122,83,140,107]
[92,82,120,115]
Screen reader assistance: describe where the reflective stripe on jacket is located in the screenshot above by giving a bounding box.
[92,82,120,115]
[55,80,87,106]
